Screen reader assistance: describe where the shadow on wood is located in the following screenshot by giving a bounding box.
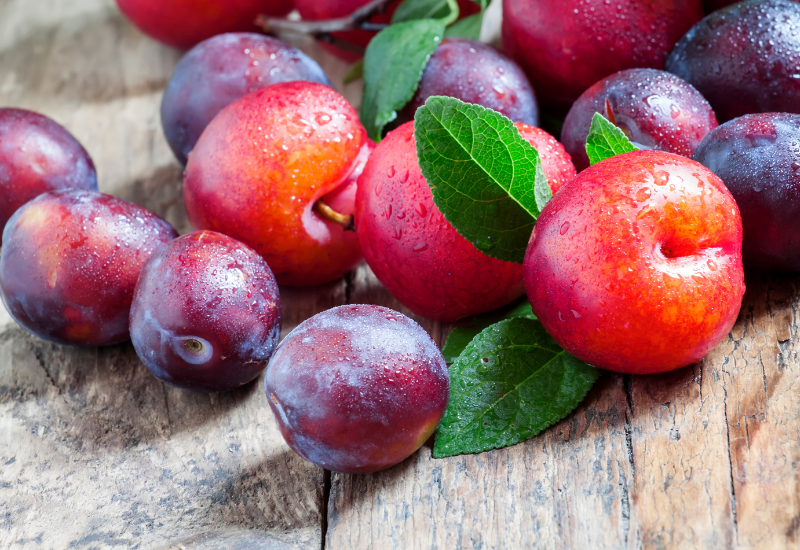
[0,327,258,451]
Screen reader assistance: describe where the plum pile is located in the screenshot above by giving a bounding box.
[2,0,797,473]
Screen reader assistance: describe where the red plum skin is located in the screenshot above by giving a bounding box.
[115,0,294,50]
[502,0,703,110]
[355,121,575,322]
[183,81,368,287]
[524,151,744,374]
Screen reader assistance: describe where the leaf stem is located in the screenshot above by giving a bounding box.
[257,0,395,36]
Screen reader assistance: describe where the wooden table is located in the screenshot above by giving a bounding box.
[0,1,798,548]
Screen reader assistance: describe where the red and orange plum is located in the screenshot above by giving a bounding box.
[130,231,282,393]
[0,108,97,244]
[524,151,744,374]
[265,304,449,473]
[161,33,331,165]
[502,0,703,110]
[561,69,718,172]
[115,0,293,50]
[0,190,177,346]
[396,38,539,128]
[355,121,574,322]
[183,81,368,287]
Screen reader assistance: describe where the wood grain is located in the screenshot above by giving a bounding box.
[1,0,799,549]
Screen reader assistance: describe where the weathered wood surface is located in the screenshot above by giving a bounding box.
[0,1,798,549]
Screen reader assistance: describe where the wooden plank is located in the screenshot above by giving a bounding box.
[0,1,358,547]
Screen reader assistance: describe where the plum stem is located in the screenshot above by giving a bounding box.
[314,200,355,231]
[257,0,393,37]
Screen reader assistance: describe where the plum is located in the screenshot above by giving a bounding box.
[115,0,294,50]
[161,33,331,166]
[265,304,449,473]
[502,0,704,111]
[524,150,744,374]
[692,113,800,271]
[130,231,282,392]
[0,190,177,346]
[355,121,575,322]
[184,81,368,287]
[0,108,97,244]
[561,69,718,171]
[665,0,800,122]
[515,123,576,194]
[395,38,538,128]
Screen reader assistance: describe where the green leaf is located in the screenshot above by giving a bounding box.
[585,112,638,165]
[393,0,459,25]
[433,318,601,458]
[414,96,550,264]
[442,297,535,364]
[361,19,445,142]
[342,59,363,84]
[444,12,483,39]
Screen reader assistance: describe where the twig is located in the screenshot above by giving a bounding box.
[257,0,395,36]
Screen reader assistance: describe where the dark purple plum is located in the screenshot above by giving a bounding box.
[130,231,281,393]
[161,33,331,165]
[666,0,800,122]
[395,37,538,127]
[692,112,800,271]
[0,190,177,346]
[0,108,97,244]
[562,69,718,171]
[265,304,449,473]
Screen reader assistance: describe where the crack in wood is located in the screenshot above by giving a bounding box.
[321,470,331,550]
[721,373,739,543]
[623,374,635,546]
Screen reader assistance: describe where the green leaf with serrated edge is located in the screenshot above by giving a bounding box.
[585,112,638,165]
[433,318,600,458]
[444,12,483,39]
[414,96,550,263]
[361,19,445,142]
[442,297,535,364]
[393,0,459,25]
